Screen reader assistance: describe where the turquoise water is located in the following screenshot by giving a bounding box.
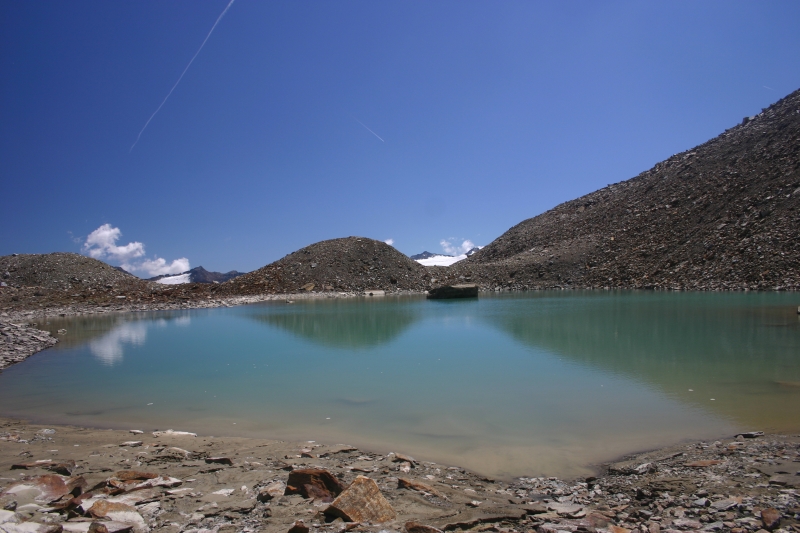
[1,291,799,478]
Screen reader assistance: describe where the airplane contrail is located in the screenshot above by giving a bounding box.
[354,117,385,143]
[130,0,236,152]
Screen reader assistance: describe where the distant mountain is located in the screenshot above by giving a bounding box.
[148,266,244,285]
[410,251,453,260]
[112,265,134,276]
[465,247,480,256]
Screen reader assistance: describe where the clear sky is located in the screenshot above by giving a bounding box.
[2,1,799,275]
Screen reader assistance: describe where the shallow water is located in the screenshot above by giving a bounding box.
[2,291,799,478]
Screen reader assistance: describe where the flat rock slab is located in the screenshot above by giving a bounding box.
[2,475,73,503]
[0,523,63,533]
[325,475,396,523]
[397,478,445,500]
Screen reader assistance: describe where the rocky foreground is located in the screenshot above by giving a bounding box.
[0,420,797,533]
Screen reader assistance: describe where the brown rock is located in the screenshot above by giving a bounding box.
[2,474,71,503]
[761,508,781,531]
[586,512,612,528]
[66,476,88,497]
[114,471,158,481]
[685,460,723,467]
[397,477,445,499]
[10,460,76,476]
[405,521,443,533]
[287,521,309,533]
[88,500,137,518]
[88,522,109,533]
[608,526,632,533]
[391,453,417,464]
[325,475,396,523]
[285,468,344,500]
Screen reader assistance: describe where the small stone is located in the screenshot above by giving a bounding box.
[88,522,109,533]
[114,471,158,481]
[405,522,443,533]
[710,499,738,511]
[287,520,309,533]
[672,518,702,529]
[257,481,285,502]
[608,526,631,533]
[390,453,417,464]
[204,457,233,466]
[736,431,764,438]
[685,460,723,467]
[761,508,781,531]
[397,477,446,499]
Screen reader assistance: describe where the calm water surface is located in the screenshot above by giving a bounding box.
[1,291,798,478]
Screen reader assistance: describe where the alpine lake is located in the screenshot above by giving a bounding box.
[1,291,799,479]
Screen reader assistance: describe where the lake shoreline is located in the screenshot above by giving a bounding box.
[1,416,797,533]
[2,291,424,371]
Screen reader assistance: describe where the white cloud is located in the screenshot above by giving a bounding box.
[384,238,394,246]
[440,239,476,256]
[82,224,189,278]
[139,257,190,277]
[84,224,145,263]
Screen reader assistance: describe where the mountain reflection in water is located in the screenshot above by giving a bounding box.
[1,292,798,478]
[249,297,420,349]
[483,291,800,431]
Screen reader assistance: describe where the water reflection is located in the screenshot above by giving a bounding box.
[482,292,800,431]
[249,298,421,349]
[36,311,193,365]
[88,321,148,365]
[3,293,799,478]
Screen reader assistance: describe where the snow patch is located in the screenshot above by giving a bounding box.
[416,254,467,267]
[155,273,191,285]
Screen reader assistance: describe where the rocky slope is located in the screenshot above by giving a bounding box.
[216,237,431,295]
[0,253,147,292]
[450,89,800,291]
[3,89,800,302]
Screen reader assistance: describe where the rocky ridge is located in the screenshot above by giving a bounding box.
[0,254,148,293]
[215,238,431,296]
[0,420,797,533]
[451,89,800,292]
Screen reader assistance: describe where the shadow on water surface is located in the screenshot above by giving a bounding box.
[482,291,800,431]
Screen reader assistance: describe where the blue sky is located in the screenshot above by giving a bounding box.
[2,1,799,275]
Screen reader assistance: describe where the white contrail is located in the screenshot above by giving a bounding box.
[130,0,236,152]
[354,117,385,142]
